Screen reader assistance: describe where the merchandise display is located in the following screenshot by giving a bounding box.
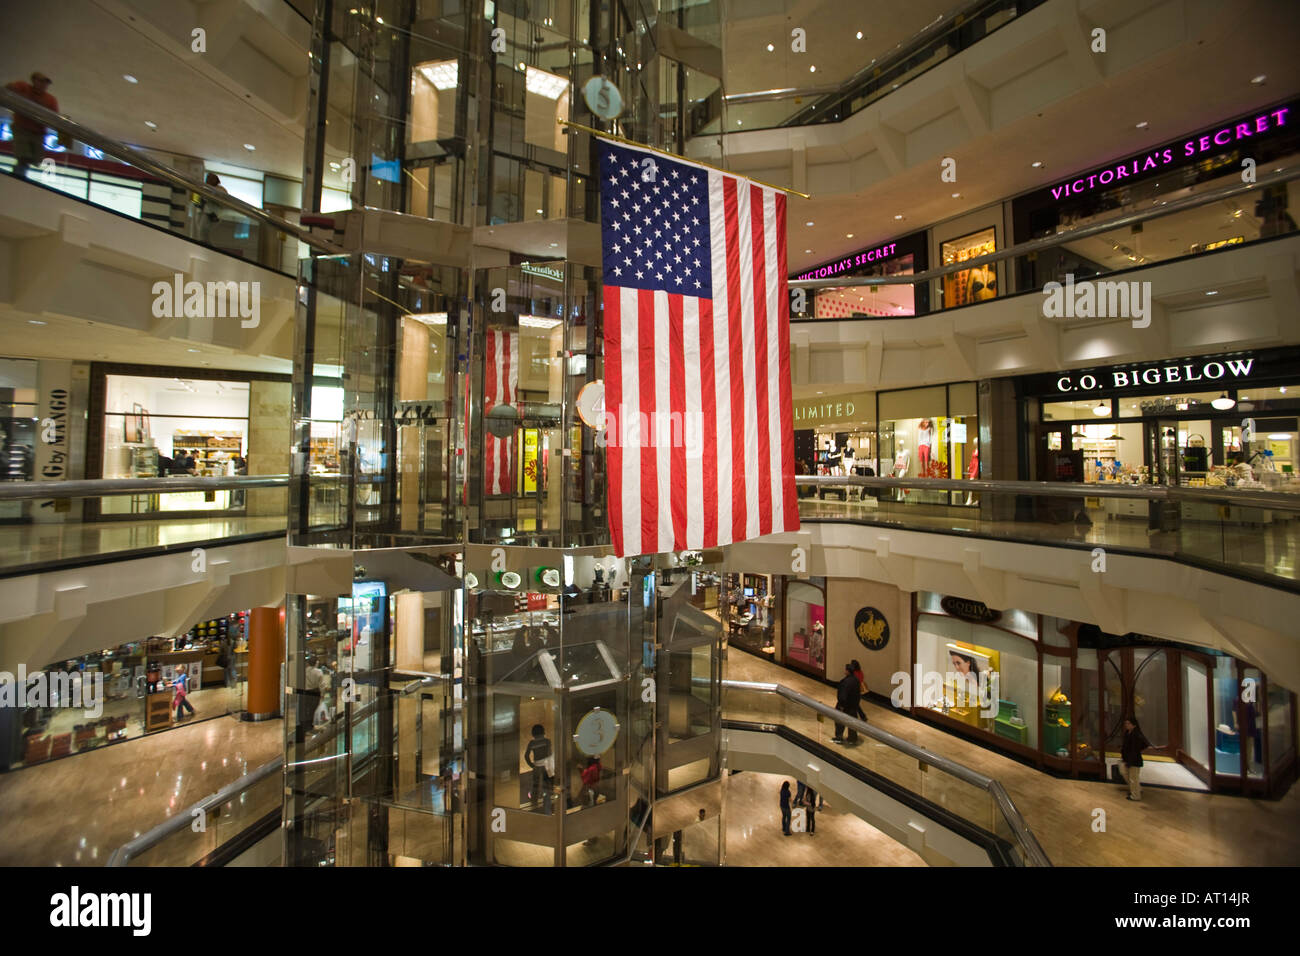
[941,228,997,307]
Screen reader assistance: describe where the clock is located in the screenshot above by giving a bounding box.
[573,707,620,756]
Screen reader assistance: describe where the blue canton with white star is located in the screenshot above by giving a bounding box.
[599,140,712,299]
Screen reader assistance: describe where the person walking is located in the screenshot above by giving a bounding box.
[523,723,554,813]
[1120,716,1151,802]
[172,665,196,720]
[779,780,793,836]
[5,71,58,179]
[832,662,861,744]
[851,659,868,722]
[197,172,230,243]
[804,785,818,835]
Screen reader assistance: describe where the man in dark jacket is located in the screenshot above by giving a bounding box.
[832,663,861,744]
[1120,717,1150,801]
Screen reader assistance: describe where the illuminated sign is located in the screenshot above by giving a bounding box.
[795,241,901,281]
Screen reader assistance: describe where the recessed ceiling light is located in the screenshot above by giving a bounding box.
[1135,121,1148,129]
[951,192,960,198]
[1251,74,1267,85]
[893,214,903,220]
[1031,160,1043,168]
[549,242,559,247]
[123,74,138,84]
[1205,290,1218,295]
[804,248,812,253]
[144,120,157,130]
[766,43,774,52]
[809,65,816,73]
[846,233,854,238]
[243,143,256,151]
[187,348,202,353]
[737,120,743,126]
[536,208,544,214]
[856,31,863,39]
[805,221,814,226]
[27,319,46,325]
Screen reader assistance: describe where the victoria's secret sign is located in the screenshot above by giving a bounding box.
[795,240,902,281]
[1047,104,1292,204]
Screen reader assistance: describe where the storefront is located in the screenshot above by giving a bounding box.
[0,612,249,771]
[0,358,38,522]
[87,363,294,519]
[1019,347,1300,490]
[1013,99,1299,286]
[720,573,780,659]
[910,592,1297,795]
[791,230,929,320]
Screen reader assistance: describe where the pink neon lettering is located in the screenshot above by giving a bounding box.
[1099,169,1113,184]
[1256,116,1268,133]
[1199,135,1212,151]
[1214,128,1231,145]
[1274,107,1290,126]
[1236,123,1251,139]
[1116,166,1129,179]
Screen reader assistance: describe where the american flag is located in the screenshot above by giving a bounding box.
[484,328,518,496]
[599,139,798,557]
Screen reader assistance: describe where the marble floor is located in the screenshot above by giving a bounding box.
[797,496,1300,582]
[0,713,282,866]
[0,515,285,572]
[722,770,926,867]
[727,652,1300,867]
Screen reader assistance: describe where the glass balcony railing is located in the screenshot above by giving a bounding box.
[795,475,1300,589]
[792,165,1300,322]
[721,678,1049,866]
[0,88,339,276]
[0,476,290,576]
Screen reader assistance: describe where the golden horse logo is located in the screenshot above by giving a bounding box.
[856,611,888,646]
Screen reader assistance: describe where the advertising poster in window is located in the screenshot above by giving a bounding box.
[941,228,997,308]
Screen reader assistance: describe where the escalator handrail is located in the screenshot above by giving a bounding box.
[0,474,292,501]
[0,88,343,255]
[722,678,1051,867]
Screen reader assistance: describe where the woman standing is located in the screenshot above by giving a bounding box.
[779,781,793,836]
[1120,717,1151,802]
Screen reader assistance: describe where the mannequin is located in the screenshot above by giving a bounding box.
[823,439,842,476]
[893,442,910,477]
[964,447,979,506]
[916,419,935,474]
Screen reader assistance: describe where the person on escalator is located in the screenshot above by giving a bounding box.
[5,72,59,179]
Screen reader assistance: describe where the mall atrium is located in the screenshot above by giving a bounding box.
[0,0,1297,880]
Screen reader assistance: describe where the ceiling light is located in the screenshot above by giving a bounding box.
[1031,161,1043,168]
[144,120,157,130]
[846,233,854,238]
[1135,121,1148,129]
[1281,387,1288,394]
[804,248,812,253]
[520,315,563,329]
[1093,401,1111,417]
[525,66,568,99]
[1251,74,1267,85]
[951,192,960,198]
[187,348,202,353]
[243,143,256,151]
[123,74,138,84]
[1211,393,1236,410]
[406,312,448,326]
[893,214,903,220]
[536,208,544,214]
[549,242,559,247]
[809,65,817,73]
[1268,433,1292,441]
[329,162,341,170]
[737,120,743,126]
[1205,290,1218,295]
[806,221,814,226]
[766,43,774,52]
[27,319,46,325]
[856,31,863,39]
[419,60,458,91]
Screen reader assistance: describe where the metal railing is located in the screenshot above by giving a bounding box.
[722,678,1051,866]
[789,165,1300,291]
[0,474,292,500]
[793,474,1300,589]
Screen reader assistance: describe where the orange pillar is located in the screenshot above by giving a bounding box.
[246,606,284,720]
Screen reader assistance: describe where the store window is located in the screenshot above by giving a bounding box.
[784,577,826,677]
[940,227,997,308]
[1266,679,1294,772]
[100,374,250,514]
[722,573,777,658]
[915,603,1039,750]
[0,359,38,521]
[877,383,980,504]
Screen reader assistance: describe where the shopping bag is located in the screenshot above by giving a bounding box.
[790,807,806,833]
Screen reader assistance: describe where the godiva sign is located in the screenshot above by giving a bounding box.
[793,391,872,427]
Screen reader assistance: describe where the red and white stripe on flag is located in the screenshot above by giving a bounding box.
[484,328,519,497]
[603,162,798,557]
